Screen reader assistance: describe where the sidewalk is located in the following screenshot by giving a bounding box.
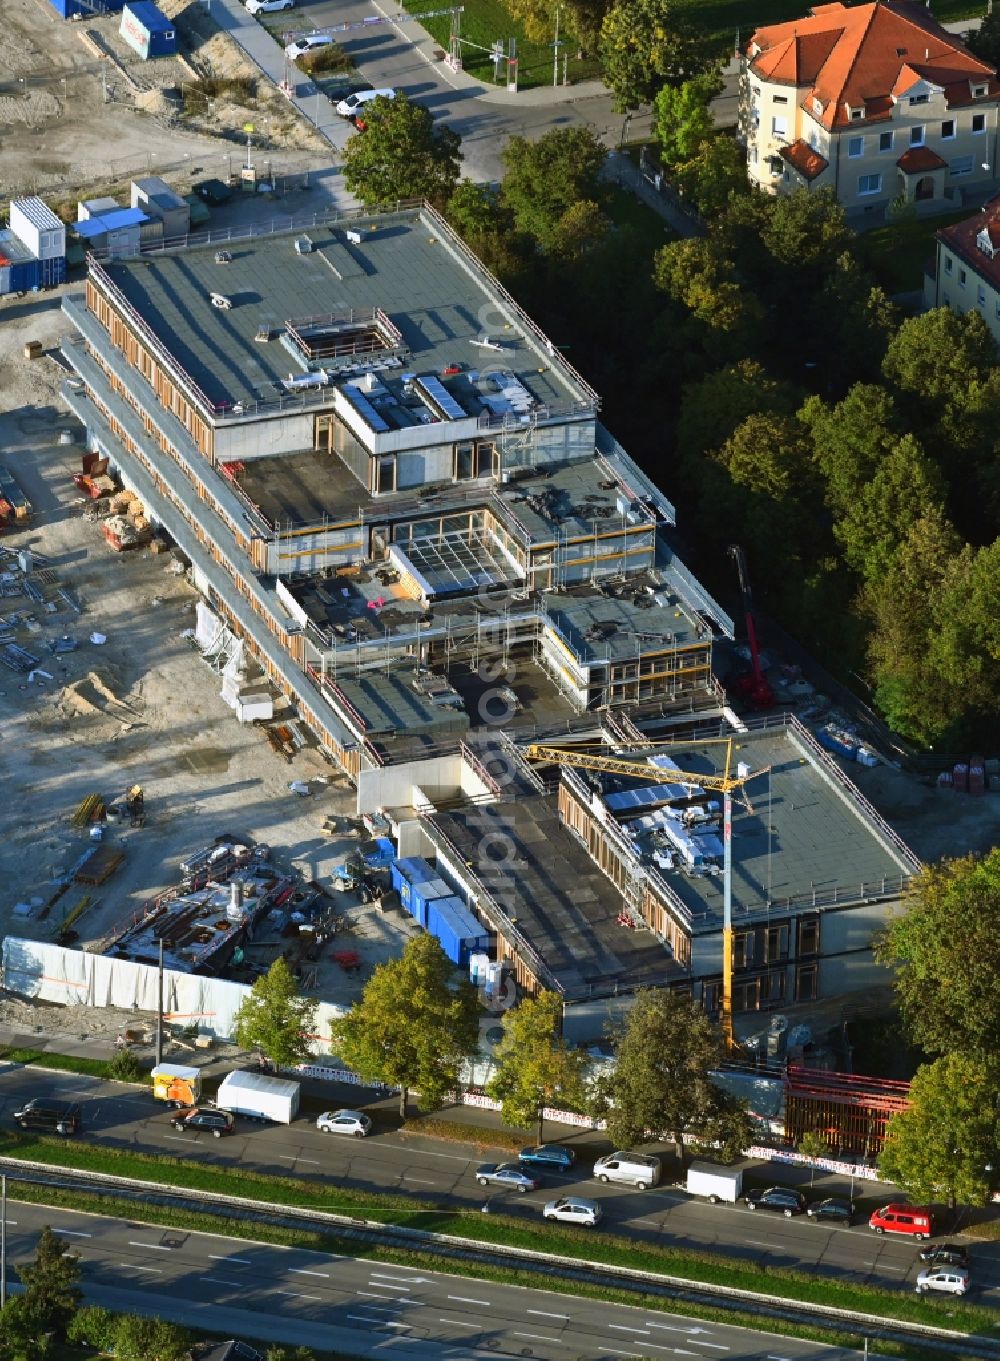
[603,153,704,239]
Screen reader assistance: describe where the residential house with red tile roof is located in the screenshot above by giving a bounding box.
[741,0,1000,217]
[925,199,1000,344]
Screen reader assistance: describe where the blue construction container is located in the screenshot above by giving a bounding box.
[390,857,435,915]
[38,256,66,288]
[120,1,177,58]
[410,876,454,930]
[9,259,41,293]
[427,895,490,967]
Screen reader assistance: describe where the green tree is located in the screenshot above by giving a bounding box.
[485,991,588,1142]
[926,537,1000,715]
[800,384,905,521]
[332,933,481,1117]
[15,1228,80,1339]
[798,1129,829,1187]
[876,849,1000,1058]
[676,360,801,467]
[501,128,606,250]
[446,180,509,242]
[599,0,719,111]
[500,0,609,51]
[672,134,749,218]
[550,200,611,259]
[965,10,1000,70]
[66,1306,117,1352]
[266,1347,319,1361]
[882,307,996,410]
[233,956,318,1069]
[108,1315,193,1361]
[0,1297,53,1361]
[653,73,722,167]
[654,238,765,355]
[879,1053,999,1211]
[592,989,741,1161]
[833,433,944,583]
[342,94,461,210]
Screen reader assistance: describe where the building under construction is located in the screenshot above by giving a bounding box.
[784,1066,911,1156]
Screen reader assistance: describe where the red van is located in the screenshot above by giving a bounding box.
[869,1203,933,1240]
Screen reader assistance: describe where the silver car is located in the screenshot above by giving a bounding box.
[543,1196,602,1227]
[316,1108,371,1137]
[915,1266,969,1296]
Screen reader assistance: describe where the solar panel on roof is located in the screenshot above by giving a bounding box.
[342,384,390,433]
[413,375,466,422]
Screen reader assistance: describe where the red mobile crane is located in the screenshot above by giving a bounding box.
[727,544,775,710]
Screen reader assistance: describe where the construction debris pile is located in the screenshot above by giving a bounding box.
[0,545,82,685]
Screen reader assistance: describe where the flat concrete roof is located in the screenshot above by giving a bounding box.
[435,797,684,1001]
[607,725,920,927]
[98,208,589,415]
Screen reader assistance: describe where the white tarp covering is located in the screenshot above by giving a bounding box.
[2,938,347,1049]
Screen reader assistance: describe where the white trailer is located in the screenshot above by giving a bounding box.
[215,1070,300,1124]
[686,1161,743,1203]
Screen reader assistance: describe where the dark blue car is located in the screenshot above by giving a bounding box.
[518,1144,576,1170]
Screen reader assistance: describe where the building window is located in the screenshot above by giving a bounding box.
[944,253,953,273]
[941,119,956,139]
[797,916,820,956]
[733,931,752,970]
[848,135,864,157]
[772,116,787,138]
[910,125,924,146]
[454,442,475,480]
[795,963,818,1002]
[773,94,788,105]
[909,92,928,105]
[960,268,967,287]
[858,173,882,195]
[973,83,987,97]
[375,454,396,494]
[849,106,864,120]
[951,155,974,176]
[978,285,987,305]
[879,130,893,152]
[974,113,987,133]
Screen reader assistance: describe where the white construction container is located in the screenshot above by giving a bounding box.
[10,197,65,261]
[215,1069,300,1124]
[686,1161,743,1203]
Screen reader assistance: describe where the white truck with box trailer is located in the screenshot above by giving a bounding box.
[215,1070,300,1124]
[686,1161,743,1203]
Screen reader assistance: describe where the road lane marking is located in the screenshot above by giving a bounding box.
[162,1136,196,1145]
[746,1240,779,1249]
[447,1295,491,1306]
[609,1324,651,1334]
[698,1344,730,1351]
[372,1263,424,1272]
[289,1268,329,1278]
[277,1154,321,1165]
[203,1277,244,1287]
[439,1318,480,1328]
[381,1323,410,1330]
[372,1273,425,1283]
[208,1254,251,1264]
[381,1145,470,1162]
[403,1176,437,1184]
[514,1332,557,1343]
[365,1283,410,1292]
[526,1310,568,1320]
[127,1241,172,1251]
[274,1290,321,1300]
[125,1264,163,1274]
[355,1295,414,1306]
[57,1230,90,1238]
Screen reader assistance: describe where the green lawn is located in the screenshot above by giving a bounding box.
[857,208,971,295]
[605,185,677,254]
[396,0,600,90]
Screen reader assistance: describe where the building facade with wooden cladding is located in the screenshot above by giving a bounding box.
[60,205,733,806]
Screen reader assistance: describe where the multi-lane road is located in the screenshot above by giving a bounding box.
[3,1200,866,1360]
[3,1062,999,1302]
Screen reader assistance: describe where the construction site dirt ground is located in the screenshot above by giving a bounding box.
[0,0,327,203]
[0,287,424,1021]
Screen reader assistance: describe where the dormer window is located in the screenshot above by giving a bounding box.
[973,83,987,97]
[909,92,928,105]
[847,104,864,120]
[977,227,996,257]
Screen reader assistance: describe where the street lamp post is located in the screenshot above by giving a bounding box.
[552,5,560,89]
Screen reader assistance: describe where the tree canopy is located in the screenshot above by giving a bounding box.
[879,1053,999,1209]
[342,94,461,209]
[877,849,1000,1058]
[592,989,745,1159]
[233,956,318,1069]
[501,127,606,251]
[653,74,722,167]
[599,0,720,111]
[485,991,588,1141]
[332,933,481,1116]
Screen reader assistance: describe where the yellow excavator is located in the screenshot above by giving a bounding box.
[525,739,769,1049]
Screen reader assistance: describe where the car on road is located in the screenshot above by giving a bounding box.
[13,1099,81,1136]
[476,1163,541,1193]
[170,1106,235,1137]
[916,1265,970,1296]
[285,33,331,59]
[543,1196,602,1227]
[919,1242,970,1267]
[335,88,396,119]
[806,1196,855,1225]
[868,1203,933,1240]
[245,0,293,11]
[745,1186,808,1217]
[316,1109,371,1138]
[518,1144,576,1170]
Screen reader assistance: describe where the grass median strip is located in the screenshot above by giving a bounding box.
[0,1129,998,1339]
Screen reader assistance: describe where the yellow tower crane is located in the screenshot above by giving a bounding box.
[524,740,770,1050]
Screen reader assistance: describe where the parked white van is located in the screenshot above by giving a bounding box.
[335,88,396,118]
[593,1151,661,1190]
